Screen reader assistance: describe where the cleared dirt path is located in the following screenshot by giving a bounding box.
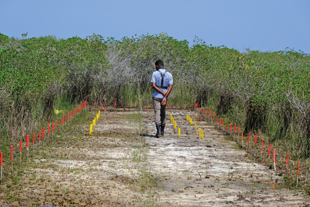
[0,108,309,206]
[143,110,310,206]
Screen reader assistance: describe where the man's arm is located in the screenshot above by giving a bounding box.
[165,85,173,98]
[161,84,173,105]
[151,82,166,96]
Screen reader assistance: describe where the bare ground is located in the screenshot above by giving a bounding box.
[0,108,309,206]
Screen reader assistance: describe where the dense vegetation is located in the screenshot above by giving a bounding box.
[1,32,310,160]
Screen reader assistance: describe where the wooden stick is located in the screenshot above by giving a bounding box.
[296,175,298,187]
[26,148,29,163]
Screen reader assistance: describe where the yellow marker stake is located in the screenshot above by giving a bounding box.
[174,122,177,130]
[89,124,93,135]
[189,118,192,125]
[199,128,203,139]
[194,122,197,130]
[178,128,181,138]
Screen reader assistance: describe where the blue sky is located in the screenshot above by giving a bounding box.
[0,0,309,53]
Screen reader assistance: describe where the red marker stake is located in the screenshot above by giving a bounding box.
[234,123,236,133]
[223,119,225,127]
[286,154,289,170]
[20,140,22,168]
[248,132,251,142]
[268,143,271,159]
[55,120,57,131]
[0,152,2,181]
[52,122,54,140]
[26,135,29,162]
[248,132,251,148]
[39,130,41,149]
[242,132,244,148]
[273,149,276,171]
[297,160,300,187]
[11,145,13,175]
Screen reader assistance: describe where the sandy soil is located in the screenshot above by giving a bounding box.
[0,108,309,206]
[144,110,310,206]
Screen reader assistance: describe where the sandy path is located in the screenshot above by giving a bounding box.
[0,108,309,206]
[143,110,309,206]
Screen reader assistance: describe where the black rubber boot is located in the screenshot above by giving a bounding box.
[161,125,165,136]
[155,124,162,138]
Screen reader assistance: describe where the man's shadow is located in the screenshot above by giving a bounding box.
[140,133,156,138]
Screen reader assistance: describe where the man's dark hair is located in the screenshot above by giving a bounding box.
[155,60,164,67]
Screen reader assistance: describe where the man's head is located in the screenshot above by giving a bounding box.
[155,60,164,69]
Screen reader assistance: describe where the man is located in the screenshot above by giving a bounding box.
[151,60,173,138]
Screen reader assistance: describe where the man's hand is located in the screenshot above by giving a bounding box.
[161,97,167,105]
